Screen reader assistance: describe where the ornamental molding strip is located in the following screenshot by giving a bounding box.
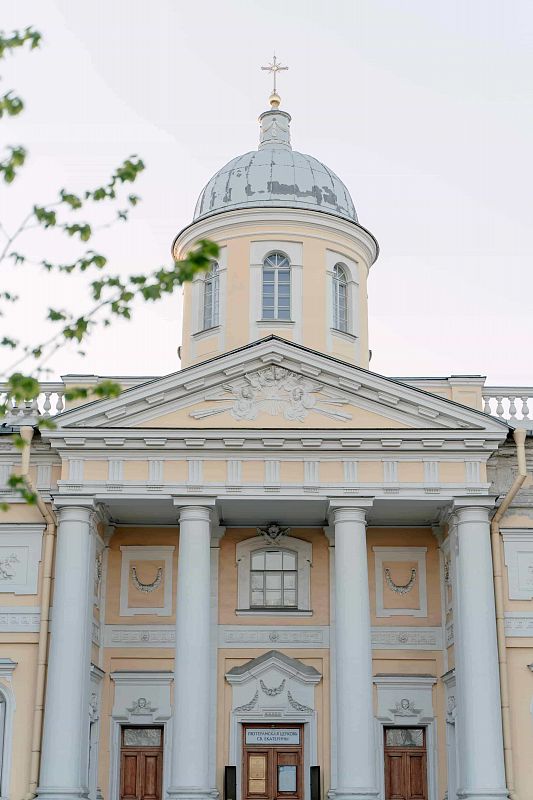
[104,624,442,650]
[504,612,533,636]
[0,607,40,632]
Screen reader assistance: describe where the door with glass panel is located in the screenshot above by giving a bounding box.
[120,727,163,800]
[243,725,303,800]
[384,727,427,800]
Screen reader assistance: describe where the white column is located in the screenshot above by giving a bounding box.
[331,505,378,800]
[37,504,95,800]
[454,504,508,800]
[168,505,213,800]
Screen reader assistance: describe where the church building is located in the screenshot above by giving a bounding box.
[1,79,533,800]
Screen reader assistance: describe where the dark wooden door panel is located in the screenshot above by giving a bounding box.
[385,753,406,799]
[406,753,427,800]
[275,749,301,800]
[245,751,271,800]
[141,752,162,800]
[121,752,140,800]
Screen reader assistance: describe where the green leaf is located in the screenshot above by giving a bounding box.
[7,373,40,401]
[33,206,57,228]
[59,189,83,209]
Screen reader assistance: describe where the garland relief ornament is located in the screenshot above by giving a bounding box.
[189,366,352,422]
[131,565,163,593]
[260,678,286,697]
[384,567,417,595]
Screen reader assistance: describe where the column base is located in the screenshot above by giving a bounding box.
[327,788,379,800]
[36,787,89,800]
[457,789,509,800]
[167,787,219,800]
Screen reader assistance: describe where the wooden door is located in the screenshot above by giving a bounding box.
[384,727,427,800]
[120,727,163,800]
[243,725,303,800]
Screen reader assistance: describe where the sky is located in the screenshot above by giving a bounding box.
[2,0,533,385]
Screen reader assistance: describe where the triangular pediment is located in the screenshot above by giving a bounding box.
[53,337,508,434]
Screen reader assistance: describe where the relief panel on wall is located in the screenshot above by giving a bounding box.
[373,547,427,618]
[119,546,174,616]
[0,525,44,594]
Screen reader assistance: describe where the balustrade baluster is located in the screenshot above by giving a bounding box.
[495,396,505,418]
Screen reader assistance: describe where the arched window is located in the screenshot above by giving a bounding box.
[262,252,291,320]
[202,261,219,330]
[250,548,297,608]
[332,262,348,332]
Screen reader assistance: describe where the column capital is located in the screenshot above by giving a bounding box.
[178,505,213,524]
[452,496,497,513]
[328,498,374,526]
[53,500,96,525]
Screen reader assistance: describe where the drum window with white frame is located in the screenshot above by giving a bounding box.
[262,252,291,320]
[250,549,298,608]
[332,262,348,332]
[202,261,220,330]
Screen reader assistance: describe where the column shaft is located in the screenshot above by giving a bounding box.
[455,506,508,800]
[169,506,212,800]
[37,505,95,800]
[333,507,378,800]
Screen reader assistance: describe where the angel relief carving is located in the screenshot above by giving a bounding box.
[189,366,352,422]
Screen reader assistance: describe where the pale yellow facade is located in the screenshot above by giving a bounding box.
[0,95,531,800]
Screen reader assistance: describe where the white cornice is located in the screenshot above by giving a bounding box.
[43,338,509,436]
[172,207,379,267]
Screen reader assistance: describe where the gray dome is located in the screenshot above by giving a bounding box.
[193,107,357,223]
[193,149,357,223]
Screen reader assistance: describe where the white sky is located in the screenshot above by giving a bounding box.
[2,0,532,384]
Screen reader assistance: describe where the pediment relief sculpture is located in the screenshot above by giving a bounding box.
[189,366,352,422]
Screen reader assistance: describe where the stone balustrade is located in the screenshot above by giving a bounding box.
[482,388,533,427]
[0,380,531,427]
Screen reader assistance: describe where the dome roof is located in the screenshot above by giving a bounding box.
[193,106,357,223]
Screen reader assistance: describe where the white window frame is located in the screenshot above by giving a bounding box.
[202,261,220,331]
[325,250,359,359]
[236,536,312,613]
[261,251,291,321]
[249,548,298,609]
[249,241,303,344]
[332,262,349,332]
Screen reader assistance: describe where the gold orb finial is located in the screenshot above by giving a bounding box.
[269,91,281,109]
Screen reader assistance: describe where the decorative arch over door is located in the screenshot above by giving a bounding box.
[226,651,322,800]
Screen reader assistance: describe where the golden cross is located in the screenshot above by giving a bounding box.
[261,54,288,95]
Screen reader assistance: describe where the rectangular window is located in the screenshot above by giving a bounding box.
[250,549,298,608]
